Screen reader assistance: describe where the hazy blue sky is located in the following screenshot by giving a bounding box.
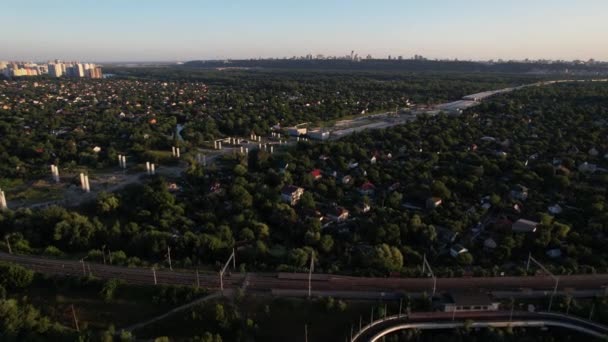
[1,0,606,62]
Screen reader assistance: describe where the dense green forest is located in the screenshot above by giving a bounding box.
[177,58,608,74]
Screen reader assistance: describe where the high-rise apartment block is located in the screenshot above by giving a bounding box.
[0,60,102,78]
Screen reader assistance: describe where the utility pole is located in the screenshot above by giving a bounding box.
[71,304,80,332]
[308,251,315,298]
[527,254,559,312]
[5,235,11,254]
[152,267,157,285]
[167,246,173,271]
[219,249,236,292]
[510,297,515,321]
[304,323,308,342]
[421,254,437,297]
[101,245,106,265]
[399,298,403,318]
[359,316,362,332]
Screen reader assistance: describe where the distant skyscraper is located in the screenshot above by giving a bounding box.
[75,63,85,77]
[87,66,103,79]
[48,64,63,77]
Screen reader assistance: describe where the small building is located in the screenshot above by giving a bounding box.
[310,169,322,180]
[327,206,349,222]
[548,204,563,215]
[483,238,497,250]
[357,202,371,213]
[450,244,468,258]
[443,292,500,312]
[358,181,376,195]
[209,181,221,194]
[281,185,304,206]
[341,175,353,185]
[426,197,442,209]
[512,218,538,233]
[589,147,599,157]
[168,183,181,192]
[578,162,597,173]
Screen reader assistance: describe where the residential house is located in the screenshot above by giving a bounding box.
[510,184,529,201]
[548,204,563,215]
[578,162,597,173]
[327,206,349,222]
[589,147,599,157]
[426,197,442,209]
[310,169,322,180]
[483,238,497,251]
[512,219,538,233]
[450,244,468,258]
[341,175,353,185]
[358,181,376,195]
[281,185,304,206]
[357,202,371,213]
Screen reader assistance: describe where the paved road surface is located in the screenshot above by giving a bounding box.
[353,311,608,341]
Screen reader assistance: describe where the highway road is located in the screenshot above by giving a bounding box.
[2,252,607,296]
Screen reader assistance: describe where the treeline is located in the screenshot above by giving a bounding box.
[181,58,608,74]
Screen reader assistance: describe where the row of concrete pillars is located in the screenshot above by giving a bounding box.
[172,146,180,158]
[79,173,90,193]
[0,189,6,210]
[50,164,60,183]
[145,162,156,175]
[117,154,127,169]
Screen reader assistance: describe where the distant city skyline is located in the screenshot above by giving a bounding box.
[2,0,607,62]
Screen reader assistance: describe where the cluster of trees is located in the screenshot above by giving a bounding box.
[0,71,533,181]
[179,58,608,75]
[1,76,607,277]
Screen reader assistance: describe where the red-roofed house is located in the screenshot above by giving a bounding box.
[310,169,322,180]
[359,181,376,195]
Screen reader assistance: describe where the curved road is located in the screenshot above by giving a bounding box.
[352,311,608,341]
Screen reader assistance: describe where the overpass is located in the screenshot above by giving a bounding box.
[351,311,608,341]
